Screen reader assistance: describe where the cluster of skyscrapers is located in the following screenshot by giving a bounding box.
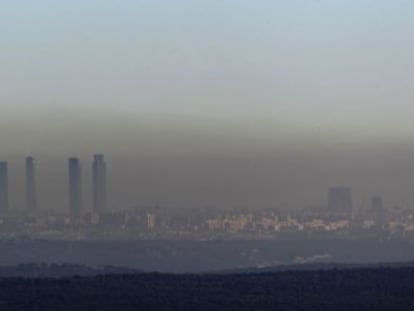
[0,155,107,221]
[0,157,383,217]
[68,154,107,220]
[327,187,384,213]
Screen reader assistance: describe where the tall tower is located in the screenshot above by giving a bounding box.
[68,158,82,220]
[0,162,8,213]
[371,196,383,211]
[92,154,106,214]
[25,156,37,213]
[328,187,353,213]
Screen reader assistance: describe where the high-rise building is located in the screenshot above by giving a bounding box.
[371,196,383,211]
[328,187,353,212]
[92,154,106,214]
[25,156,37,213]
[68,158,82,220]
[0,162,8,213]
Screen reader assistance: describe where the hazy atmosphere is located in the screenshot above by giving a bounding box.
[2,0,414,211]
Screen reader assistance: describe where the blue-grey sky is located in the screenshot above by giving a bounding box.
[2,1,414,137]
[2,1,414,210]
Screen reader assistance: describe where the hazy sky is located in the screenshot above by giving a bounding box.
[1,1,414,210]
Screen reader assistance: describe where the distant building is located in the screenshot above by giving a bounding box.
[68,158,82,220]
[0,162,8,212]
[147,213,156,229]
[92,154,106,214]
[328,187,353,212]
[25,156,37,213]
[371,196,383,211]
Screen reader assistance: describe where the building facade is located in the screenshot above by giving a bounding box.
[92,154,106,213]
[328,187,353,213]
[0,162,8,213]
[69,158,82,220]
[25,156,37,212]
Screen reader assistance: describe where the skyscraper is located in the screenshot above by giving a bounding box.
[92,154,106,214]
[371,196,383,211]
[25,156,37,213]
[0,162,8,213]
[328,187,353,213]
[68,158,82,220]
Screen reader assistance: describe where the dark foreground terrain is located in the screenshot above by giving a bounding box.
[2,267,414,310]
[3,239,414,272]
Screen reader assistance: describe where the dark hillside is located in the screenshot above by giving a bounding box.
[1,267,414,310]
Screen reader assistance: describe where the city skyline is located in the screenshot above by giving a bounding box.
[1,2,414,308]
[1,1,414,212]
[0,154,403,216]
